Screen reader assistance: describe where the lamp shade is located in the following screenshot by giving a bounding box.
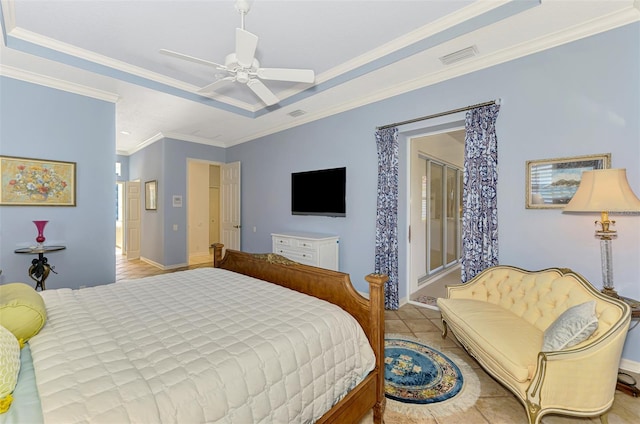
[563,168,640,212]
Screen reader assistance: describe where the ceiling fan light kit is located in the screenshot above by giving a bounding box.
[160,0,315,106]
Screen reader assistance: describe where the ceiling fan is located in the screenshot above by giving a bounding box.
[160,0,315,106]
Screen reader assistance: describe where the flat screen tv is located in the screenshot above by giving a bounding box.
[291,167,346,217]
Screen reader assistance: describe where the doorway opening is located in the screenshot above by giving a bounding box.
[408,128,465,307]
[187,161,221,265]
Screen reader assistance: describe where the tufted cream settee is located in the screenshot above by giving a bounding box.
[437,266,631,424]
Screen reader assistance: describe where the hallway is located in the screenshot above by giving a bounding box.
[115,248,211,282]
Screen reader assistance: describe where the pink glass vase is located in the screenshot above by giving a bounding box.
[33,220,48,247]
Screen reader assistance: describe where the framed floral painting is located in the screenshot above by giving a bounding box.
[0,156,76,206]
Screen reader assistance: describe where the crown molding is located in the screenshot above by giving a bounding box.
[125,132,164,156]
[162,132,226,148]
[317,0,513,83]
[9,27,198,93]
[7,27,295,113]
[2,0,525,116]
[0,0,17,34]
[226,5,640,147]
[0,64,119,102]
[8,27,259,112]
[121,131,226,156]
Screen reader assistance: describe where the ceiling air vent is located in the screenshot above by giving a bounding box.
[439,46,478,66]
[288,109,307,118]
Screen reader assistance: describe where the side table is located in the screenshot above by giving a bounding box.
[14,246,66,291]
[617,296,640,397]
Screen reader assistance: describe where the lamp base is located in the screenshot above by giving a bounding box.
[601,287,620,299]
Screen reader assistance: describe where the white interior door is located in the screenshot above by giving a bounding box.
[221,161,241,251]
[125,181,141,260]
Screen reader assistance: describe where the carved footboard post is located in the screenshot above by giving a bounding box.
[212,243,224,267]
[365,273,388,424]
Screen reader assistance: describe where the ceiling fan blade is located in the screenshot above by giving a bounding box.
[256,68,315,83]
[246,79,279,106]
[197,77,235,94]
[235,28,258,68]
[160,49,225,69]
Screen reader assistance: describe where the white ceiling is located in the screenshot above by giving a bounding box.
[1,0,638,155]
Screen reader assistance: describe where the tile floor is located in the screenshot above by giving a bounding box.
[367,304,640,424]
[115,254,640,423]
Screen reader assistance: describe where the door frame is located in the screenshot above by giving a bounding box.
[125,180,141,260]
[186,158,225,263]
[116,181,125,252]
[402,112,466,301]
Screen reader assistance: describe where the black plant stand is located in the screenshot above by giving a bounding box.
[14,246,66,291]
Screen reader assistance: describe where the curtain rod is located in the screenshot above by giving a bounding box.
[376,99,500,130]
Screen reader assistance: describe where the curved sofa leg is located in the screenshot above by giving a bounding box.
[441,319,448,339]
[525,400,541,424]
[600,412,609,424]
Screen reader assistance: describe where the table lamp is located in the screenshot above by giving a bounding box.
[563,168,640,298]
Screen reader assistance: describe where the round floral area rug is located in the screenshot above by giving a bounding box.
[384,334,480,418]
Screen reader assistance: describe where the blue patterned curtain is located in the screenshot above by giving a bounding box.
[461,104,500,282]
[375,127,399,310]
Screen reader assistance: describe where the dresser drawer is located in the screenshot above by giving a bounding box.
[273,248,315,265]
[273,236,292,247]
[271,232,339,271]
[294,239,317,250]
[273,236,317,252]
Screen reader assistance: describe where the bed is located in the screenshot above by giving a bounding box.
[1,244,387,423]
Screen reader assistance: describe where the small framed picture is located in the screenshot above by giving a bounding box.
[526,153,611,209]
[0,155,76,206]
[145,180,157,210]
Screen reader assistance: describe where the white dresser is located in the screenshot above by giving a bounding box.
[271,232,339,270]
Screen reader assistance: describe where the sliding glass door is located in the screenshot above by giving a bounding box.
[422,157,462,277]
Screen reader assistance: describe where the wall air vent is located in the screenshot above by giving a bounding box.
[288,109,307,117]
[439,46,478,66]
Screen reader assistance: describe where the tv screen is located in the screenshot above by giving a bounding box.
[291,167,346,217]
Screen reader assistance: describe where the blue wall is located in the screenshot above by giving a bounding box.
[0,77,116,289]
[128,137,225,266]
[116,154,129,182]
[1,23,637,364]
[228,23,640,361]
[128,140,164,264]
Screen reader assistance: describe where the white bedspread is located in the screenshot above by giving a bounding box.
[29,268,375,423]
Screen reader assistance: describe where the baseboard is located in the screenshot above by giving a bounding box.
[620,358,640,374]
[408,299,439,311]
[163,262,189,270]
[140,257,187,270]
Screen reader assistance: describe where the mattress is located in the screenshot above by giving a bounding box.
[26,267,375,423]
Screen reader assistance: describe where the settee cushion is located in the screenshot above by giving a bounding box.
[437,298,542,383]
[542,300,598,351]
